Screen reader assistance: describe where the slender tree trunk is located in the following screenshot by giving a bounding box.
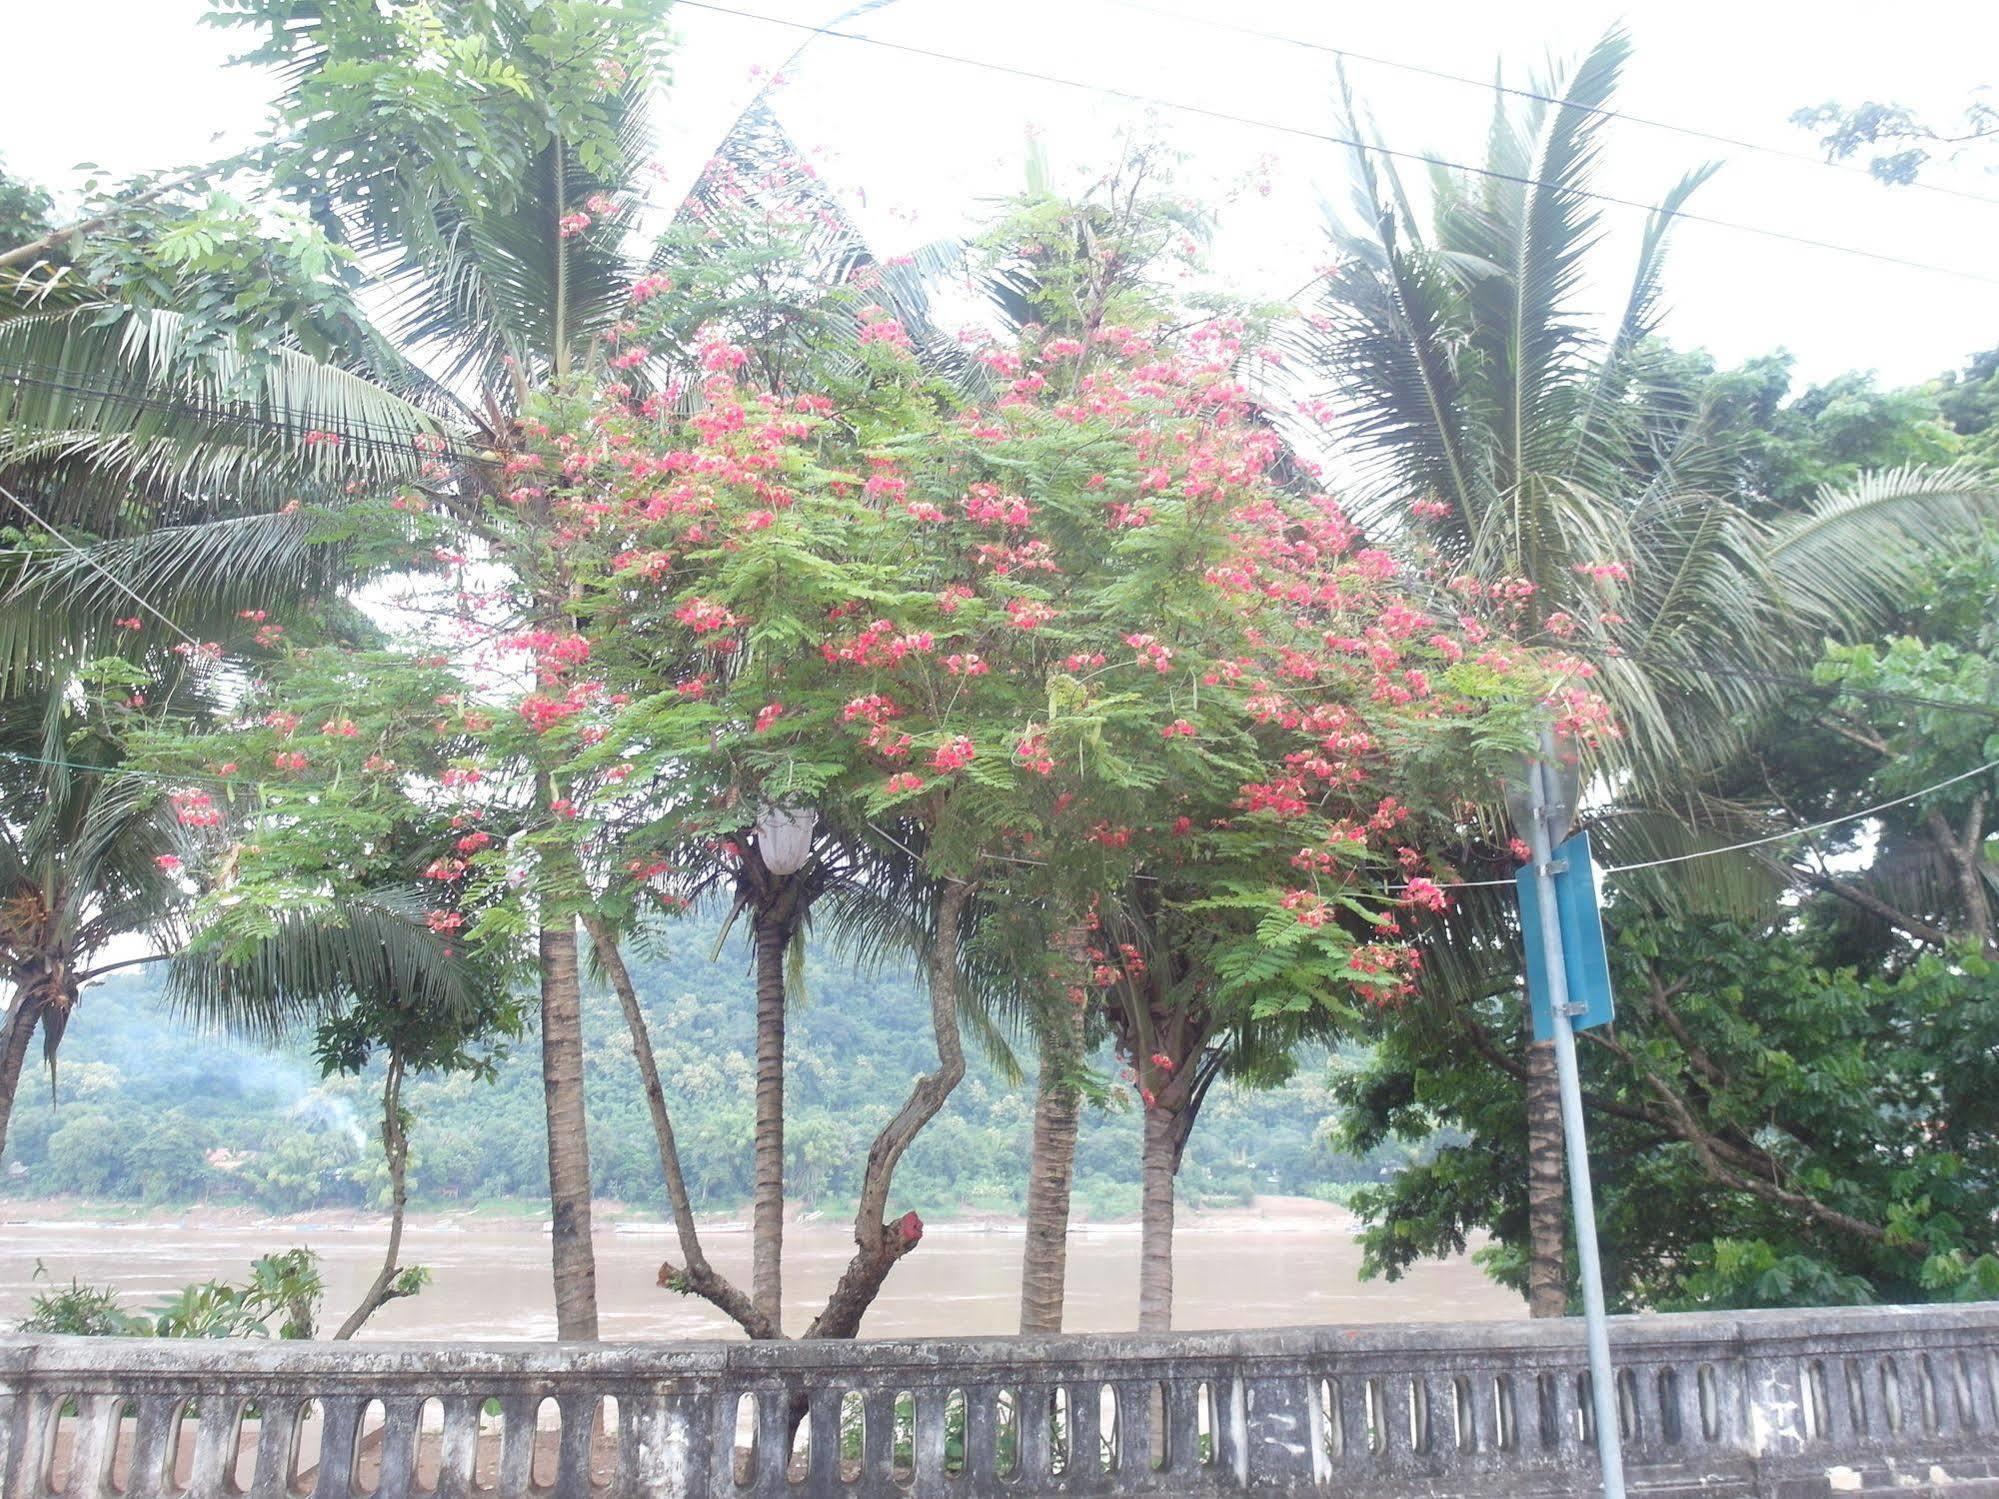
[581,915,771,1339]
[540,918,599,1340]
[751,913,787,1333]
[1137,1104,1177,1333]
[0,990,37,1162]
[1524,1037,1566,1317]
[1019,1003,1083,1335]
[335,1052,411,1341]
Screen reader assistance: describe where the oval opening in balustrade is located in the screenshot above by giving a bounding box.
[1364,1377,1385,1455]
[1314,1377,1342,1465]
[353,1398,388,1496]
[1575,1373,1595,1445]
[1407,1377,1430,1455]
[590,1395,619,1491]
[1918,1355,1941,1433]
[992,1389,1018,1480]
[941,1389,966,1478]
[733,1392,759,1490]
[231,1398,259,1495]
[107,1398,138,1496]
[414,1397,446,1494]
[838,1390,865,1485]
[1097,1383,1117,1476]
[167,1397,201,1495]
[1843,1359,1869,1440]
[1534,1373,1560,1451]
[1697,1364,1722,1442]
[1147,1381,1169,1472]
[42,1391,78,1494]
[789,1392,812,1486]
[1801,1360,1828,1440]
[474,1397,505,1494]
[1655,1370,1682,1446]
[1452,1375,1475,1453]
[1953,1353,1978,1431]
[288,1399,323,1496]
[1616,1367,1641,1444]
[1880,1357,1903,1435]
[1195,1381,1217,1468]
[1491,1374,1517,1453]
[529,1397,563,1492]
[890,1391,915,1485]
[1049,1386,1070,1478]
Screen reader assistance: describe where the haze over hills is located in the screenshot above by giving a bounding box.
[0,919,1422,1222]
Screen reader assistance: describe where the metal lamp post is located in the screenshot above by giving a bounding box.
[1507,728,1627,1499]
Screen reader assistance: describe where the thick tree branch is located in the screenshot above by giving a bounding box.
[1790,862,1959,950]
[1587,1030,1888,1245]
[803,878,974,1341]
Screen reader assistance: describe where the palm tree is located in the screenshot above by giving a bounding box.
[3,0,676,1342]
[0,691,191,1160]
[1309,28,1999,1312]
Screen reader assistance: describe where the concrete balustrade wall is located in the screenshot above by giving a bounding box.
[5,1303,1999,1497]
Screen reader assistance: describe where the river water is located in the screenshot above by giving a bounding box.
[1,1204,1521,1340]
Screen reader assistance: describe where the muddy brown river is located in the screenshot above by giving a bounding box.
[1,1204,1520,1340]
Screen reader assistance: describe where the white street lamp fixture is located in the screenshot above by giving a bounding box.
[752,804,817,876]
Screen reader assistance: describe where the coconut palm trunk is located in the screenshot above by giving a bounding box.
[1019,1002,1084,1334]
[1524,1039,1567,1315]
[0,988,38,1161]
[539,918,598,1340]
[751,911,788,1331]
[1136,1103,1179,1334]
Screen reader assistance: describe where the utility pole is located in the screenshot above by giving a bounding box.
[1519,731,1626,1498]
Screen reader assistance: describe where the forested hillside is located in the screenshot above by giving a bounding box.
[0,919,1416,1220]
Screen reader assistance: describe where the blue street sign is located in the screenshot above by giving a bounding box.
[1517,828,1615,1042]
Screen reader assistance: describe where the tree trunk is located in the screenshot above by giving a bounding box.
[1019,1004,1083,1335]
[1524,1037,1566,1317]
[1137,1104,1177,1333]
[0,990,37,1163]
[540,919,599,1340]
[751,912,787,1333]
[335,1052,411,1341]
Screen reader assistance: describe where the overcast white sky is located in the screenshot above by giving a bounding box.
[3,0,1997,387]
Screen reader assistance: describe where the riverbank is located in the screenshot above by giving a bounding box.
[0,1191,1364,1237]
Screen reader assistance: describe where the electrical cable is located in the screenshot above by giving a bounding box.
[0,480,204,648]
[672,0,1999,287]
[1094,0,1999,212]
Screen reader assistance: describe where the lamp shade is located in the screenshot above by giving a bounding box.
[753,804,818,876]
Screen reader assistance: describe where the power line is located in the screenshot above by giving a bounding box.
[1096,0,1999,213]
[674,0,1999,288]
[1430,755,1999,892]
[1602,757,1999,874]
[1584,646,1999,722]
[0,480,203,648]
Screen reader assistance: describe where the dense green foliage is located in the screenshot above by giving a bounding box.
[1340,349,1999,1310]
[1,917,1418,1220]
[20,1249,323,1338]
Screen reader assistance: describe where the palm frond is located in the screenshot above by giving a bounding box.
[163,886,484,1045]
